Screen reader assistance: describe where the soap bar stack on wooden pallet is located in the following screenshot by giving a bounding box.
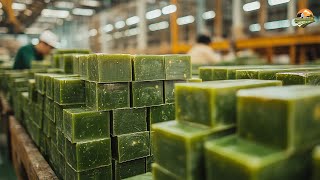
[151,79,282,179]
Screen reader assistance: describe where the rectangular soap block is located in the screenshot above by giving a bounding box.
[112,131,150,163]
[46,74,78,99]
[113,158,146,180]
[78,55,89,80]
[149,104,175,129]
[73,55,80,74]
[54,77,85,105]
[28,79,37,103]
[176,80,282,127]
[65,138,112,171]
[64,108,110,142]
[44,97,54,121]
[52,54,62,68]
[152,120,234,180]
[152,163,180,180]
[65,164,112,180]
[54,103,84,130]
[56,129,65,154]
[49,120,57,145]
[146,156,154,172]
[35,73,47,94]
[276,71,320,85]
[86,81,130,111]
[88,54,132,83]
[313,146,320,180]
[205,135,311,180]
[132,55,165,81]
[164,80,185,103]
[60,54,75,74]
[132,81,163,107]
[111,107,147,136]
[238,85,320,151]
[164,54,191,80]
[124,172,152,180]
[36,93,44,108]
[57,152,65,179]
[43,115,50,137]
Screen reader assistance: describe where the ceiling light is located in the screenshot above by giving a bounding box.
[126,16,140,26]
[249,23,261,32]
[162,5,177,15]
[264,20,290,30]
[177,15,195,25]
[31,38,39,45]
[149,21,169,31]
[146,9,162,20]
[268,0,290,6]
[202,11,215,20]
[89,29,98,37]
[115,21,125,29]
[72,8,95,16]
[103,24,114,33]
[41,9,70,18]
[125,28,139,37]
[243,1,260,12]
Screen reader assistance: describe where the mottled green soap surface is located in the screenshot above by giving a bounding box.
[238,85,320,151]
[35,73,48,94]
[175,80,282,127]
[44,97,54,121]
[54,103,84,130]
[56,129,65,154]
[111,107,147,135]
[65,138,112,171]
[149,104,175,128]
[63,108,110,142]
[28,79,37,103]
[205,135,311,180]
[164,80,185,103]
[78,55,89,80]
[113,158,146,180]
[152,163,180,180]
[276,71,320,85]
[132,81,163,107]
[54,77,85,105]
[132,55,165,81]
[123,172,152,180]
[65,164,112,180]
[46,74,78,99]
[89,54,132,83]
[112,131,150,163]
[61,54,75,74]
[164,55,191,80]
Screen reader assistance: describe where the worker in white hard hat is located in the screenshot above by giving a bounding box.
[13,30,59,69]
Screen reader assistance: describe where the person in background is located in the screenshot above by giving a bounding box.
[13,30,59,69]
[187,34,221,65]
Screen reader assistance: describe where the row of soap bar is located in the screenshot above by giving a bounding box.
[74,54,191,82]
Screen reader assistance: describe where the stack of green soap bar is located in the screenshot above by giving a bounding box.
[88,54,132,83]
[54,103,84,130]
[131,81,163,107]
[66,164,112,180]
[164,55,191,80]
[54,77,85,105]
[45,74,78,99]
[276,71,320,85]
[132,55,165,81]
[60,54,75,74]
[28,79,37,103]
[164,80,185,103]
[72,55,80,74]
[63,108,110,142]
[113,158,146,180]
[205,135,311,180]
[313,146,320,180]
[238,85,320,151]
[152,120,234,179]
[175,80,282,127]
[78,55,89,80]
[149,104,175,127]
[35,73,48,94]
[124,172,152,180]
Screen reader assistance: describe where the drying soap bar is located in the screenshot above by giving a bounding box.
[65,164,112,180]
[164,55,191,80]
[36,93,44,108]
[132,55,165,81]
[35,73,47,94]
[33,105,43,128]
[57,152,65,179]
[124,172,152,180]
[49,120,57,145]
[113,158,146,180]
[57,129,65,154]
[132,81,163,107]
[53,54,61,68]
[46,74,78,99]
[276,71,320,85]
[152,120,234,180]
[28,79,37,103]
[164,80,185,103]
[65,138,112,171]
[152,163,180,180]
[54,103,84,130]
[78,55,89,80]
[238,85,320,151]
[54,77,85,105]
[43,115,50,137]
[112,131,150,163]
[88,54,132,83]
[111,107,147,135]
[44,97,54,121]
[146,156,154,172]
[313,146,320,180]
[64,108,110,142]
[259,67,320,80]
[176,80,282,127]
[149,104,175,127]
[73,55,80,74]
[61,54,75,74]
[205,135,311,180]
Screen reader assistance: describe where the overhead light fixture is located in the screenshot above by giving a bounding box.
[202,10,215,20]
[115,21,125,29]
[149,21,169,31]
[243,1,260,12]
[268,0,290,6]
[54,1,74,9]
[12,3,26,11]
[264,20,290,30]
[41,9,70,18]
[125,28,139,37]
[72,8,95,16]
[162,4,177,15]
[177,15,195,25]
[89,29,98,37]
[103,24,114,33]
[249,23,261,32]
[146,9,162,20]
[80,0,100,7]
[126,16,140,26]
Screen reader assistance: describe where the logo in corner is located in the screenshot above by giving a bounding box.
[294,8,315,28]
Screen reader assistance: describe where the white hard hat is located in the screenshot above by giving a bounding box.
[39,30,59,48]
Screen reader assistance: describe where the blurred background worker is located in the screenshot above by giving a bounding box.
[13,30,59,70]
[188,34,221,65]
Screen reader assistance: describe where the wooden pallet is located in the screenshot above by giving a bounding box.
[9,116,58,180]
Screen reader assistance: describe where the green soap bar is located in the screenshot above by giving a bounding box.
[60,54,75,74]
[54,103,84,130]
[73,55,80,74]
[66,164,112,180]
[44,97,54,121]
[150,131,154,155]
[113,158,146,180]
[57,129,65,155]
[54,77,85,105]
[36,93,44,108]
[259,67,320,80]
[64,108,110,142]
[46,74,78,99]
[53,54,62,68]
[276,71,320,85]
[89,54,132,83]
[28,79,37,103]
[112,131,150,163]
[35,73,47,94]
[149,104,175,128]
[124,172,152,180]
[39,132,46,154]
[112,107,147,136]
[46,68,64,73]
[49,120,57,145]
[57,152,65,179]
[152,120,234,179]
[238,85,320,151]
[65,138,112,171]
[50,143,59,171]
[86,81,130,111]
[79,55,89,80]
[164,55,191,80]
[132,81,164,107]
[205,135,311,180]
[313,146,320,180]
[176,80,282,127]
[152,163,180,180]
[164,80,185,103]
[146,156,154,172]
[30,122,41,146]
[43,115,50,137]
[187,78,202,83]
[132,55,165,81]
